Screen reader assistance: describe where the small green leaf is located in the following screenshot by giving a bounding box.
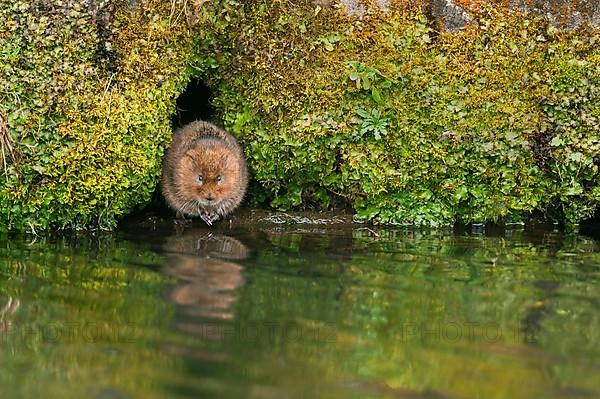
[569,152,583,162]
[371,87,383,104]
[550,136,563,146]
[356,108,370,119]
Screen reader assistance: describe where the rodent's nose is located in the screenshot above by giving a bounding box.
[205,194,214,202]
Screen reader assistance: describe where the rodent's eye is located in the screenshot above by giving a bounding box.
[216,175,223,184]
[197,175,203,184]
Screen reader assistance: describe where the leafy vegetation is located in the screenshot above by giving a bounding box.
[0,0,194,231]
[0,0,598,230]
[194,1,599,227]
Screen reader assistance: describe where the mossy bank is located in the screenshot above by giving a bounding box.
[195,1,599,227]
[0,0,194,231]
[1,0,598,231]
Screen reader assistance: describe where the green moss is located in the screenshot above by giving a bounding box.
[1,0,598,230]
[193,1,599,226]
[0,0,194,231]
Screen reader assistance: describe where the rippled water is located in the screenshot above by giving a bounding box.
[1,211,599,399]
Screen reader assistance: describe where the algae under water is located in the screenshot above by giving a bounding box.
[0,210,599,399]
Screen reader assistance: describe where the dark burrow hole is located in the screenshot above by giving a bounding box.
[171,78,216,128]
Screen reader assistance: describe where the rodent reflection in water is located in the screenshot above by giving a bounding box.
[0,296,20,338]
[162,230,249,322]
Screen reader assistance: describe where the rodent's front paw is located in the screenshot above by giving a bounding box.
[199,212,213,226]
[199,210,220,226]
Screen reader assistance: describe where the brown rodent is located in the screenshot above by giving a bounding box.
[161,121,248,225]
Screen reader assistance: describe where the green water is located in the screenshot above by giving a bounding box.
[1,214,599,399]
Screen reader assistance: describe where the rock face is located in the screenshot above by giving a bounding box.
[429,0,474,32]
[511,0,599,29]
[332,0,599,30]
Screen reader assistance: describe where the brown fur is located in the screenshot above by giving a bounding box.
[161,121,248,225]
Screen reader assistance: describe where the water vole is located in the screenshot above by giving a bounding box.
[161,121,248,225]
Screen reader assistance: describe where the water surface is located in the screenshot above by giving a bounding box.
[1,211,599,398]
